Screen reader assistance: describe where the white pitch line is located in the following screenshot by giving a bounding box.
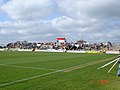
[3,56,80,65]
[0,64,59,71]
[0,70,62,87]
[62,56,117,72]
[0,56,116,87]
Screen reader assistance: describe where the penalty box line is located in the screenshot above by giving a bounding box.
[3,56,80,65]
[0,56,116,87]
[0,64,60,71]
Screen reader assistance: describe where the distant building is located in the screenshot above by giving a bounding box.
[76,39,87,45]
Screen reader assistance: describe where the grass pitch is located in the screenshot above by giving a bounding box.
[0,51,120,90]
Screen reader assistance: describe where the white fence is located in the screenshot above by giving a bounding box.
[0,48,120,54]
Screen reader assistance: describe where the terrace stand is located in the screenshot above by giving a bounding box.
[98,55,120,77]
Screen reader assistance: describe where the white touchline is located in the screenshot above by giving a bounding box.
[0,59,101,87]
[0,56,116,87]
[0,70,62,87]
[0,64,60,71]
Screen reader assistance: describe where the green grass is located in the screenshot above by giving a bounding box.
[0,51,119,90]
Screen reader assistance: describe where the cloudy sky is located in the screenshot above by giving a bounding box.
[0,0,120,44]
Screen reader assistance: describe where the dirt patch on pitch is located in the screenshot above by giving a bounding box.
[63,56,116,72]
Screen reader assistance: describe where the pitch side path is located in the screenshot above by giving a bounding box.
[0,51,119,90]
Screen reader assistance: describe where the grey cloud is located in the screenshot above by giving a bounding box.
[0,0,120,44]
[2,0,54,20]
[57,0,120,19]
[0,20,59,43]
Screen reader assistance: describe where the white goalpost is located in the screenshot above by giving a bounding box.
[98,55,120,76]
